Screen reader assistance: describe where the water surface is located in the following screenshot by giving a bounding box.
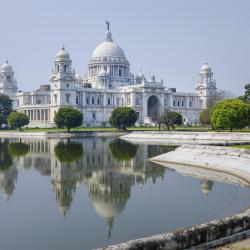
[0,137,250,250]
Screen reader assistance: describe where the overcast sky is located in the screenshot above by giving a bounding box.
[0,0,249,95]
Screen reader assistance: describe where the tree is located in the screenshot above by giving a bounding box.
[211,99,250,132]
[160,111,182,130]
[7,112,29,131]
[109,107,137,130]
[199,108,212,125]
[54,106,83,132]
[239,83,250,103]
[0,94,13,124]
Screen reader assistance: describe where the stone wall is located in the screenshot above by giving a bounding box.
[95,212,250,250]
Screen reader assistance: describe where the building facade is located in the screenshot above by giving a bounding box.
[0,24,217,128]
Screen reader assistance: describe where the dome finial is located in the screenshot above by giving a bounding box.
[204,59,207,64]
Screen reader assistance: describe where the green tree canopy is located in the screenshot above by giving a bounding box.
[199,108,212,125]
[109,107,137,130]
[0,113,4,127]
[160,111,182,130]
[239,83,250,103]
[109,139,138,161]
[0,94,13,124]
[7,112,29,131]
[54,141,83,163]
[211,99,250,131]
[8,142,30,157]
[54,106,83,132]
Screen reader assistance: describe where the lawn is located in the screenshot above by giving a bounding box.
[229,145,250,149]
[1,125,250,133]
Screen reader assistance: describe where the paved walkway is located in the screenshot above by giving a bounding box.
[215,238,250,249]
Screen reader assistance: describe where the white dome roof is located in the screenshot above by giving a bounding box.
[1,61,12,73]
[75,72,82,81]
[92,41,126,59]
[56,47,71,61]
[200,61,211,73]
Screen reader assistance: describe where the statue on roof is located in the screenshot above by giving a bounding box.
[106,21,110,31]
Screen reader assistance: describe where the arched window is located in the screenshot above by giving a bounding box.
[119,69,122,77]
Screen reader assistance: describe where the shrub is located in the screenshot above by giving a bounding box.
[54,106,83,132]
[109,107,137,130]
[211,99,250,131]
[7,112,29,131]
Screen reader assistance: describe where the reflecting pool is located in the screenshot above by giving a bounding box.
[0,137,250,250]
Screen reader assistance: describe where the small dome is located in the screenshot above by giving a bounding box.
[56,47,71,61]
[75,72,82,81]
[1,61,12,73]
[135,70,146,80]
[200,61,211,73]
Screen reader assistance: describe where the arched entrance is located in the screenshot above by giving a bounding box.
[147,95,160,121]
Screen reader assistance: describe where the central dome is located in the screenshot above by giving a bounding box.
[92,42,126,59]
[92,31,126,60]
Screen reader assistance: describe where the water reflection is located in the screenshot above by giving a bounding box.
[0,140,29,200]
[0,138,173,223]
[0,138,216,237]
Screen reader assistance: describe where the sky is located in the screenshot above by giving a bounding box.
[0,0,249,96]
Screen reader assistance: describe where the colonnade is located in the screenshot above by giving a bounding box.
[23,109,50,122]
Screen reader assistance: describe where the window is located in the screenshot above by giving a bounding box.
[86,98,89,105]
[92,112,96,120]
[182,101,184,107]
[119,69,121,77]
[92,98,95,105]
[56,65,60,73]
[116,98,119,106]
[66,94,70,103]
[136,97,141,105]
[107,98,111,105]
[66,84,69,87]
[76,98,79,105]
[7,76,10,82]
[54,94,57,104]
[189,101,192,107]
[177,101,180,107]
[64,65,68,73]
[173,101,175,106]
[97,98,100,105]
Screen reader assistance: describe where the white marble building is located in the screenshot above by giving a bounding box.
[0,24,217,128]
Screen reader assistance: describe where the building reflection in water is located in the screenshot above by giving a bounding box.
[0,138,212,236]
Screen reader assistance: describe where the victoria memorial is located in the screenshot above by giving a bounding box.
[0,23,217,128]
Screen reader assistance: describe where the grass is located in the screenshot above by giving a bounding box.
[1,125,250,133]
[229,145,250,149]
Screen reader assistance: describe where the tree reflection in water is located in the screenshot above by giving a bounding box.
[0,141,12,170]
[109,139,138,161]
[8,142,30,157]
[54,141,83,163]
